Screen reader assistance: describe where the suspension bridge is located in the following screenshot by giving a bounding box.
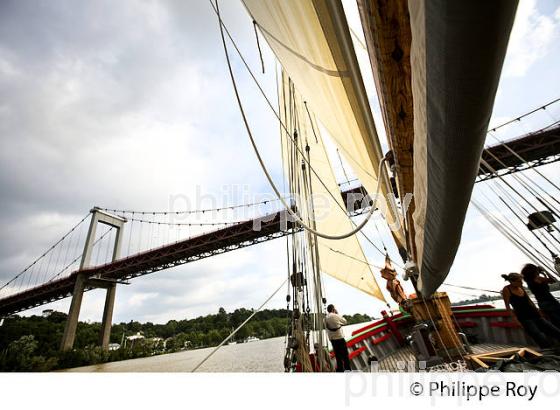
[1,100,559,351]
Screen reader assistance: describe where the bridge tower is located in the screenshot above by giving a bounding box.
[60,208,127,351]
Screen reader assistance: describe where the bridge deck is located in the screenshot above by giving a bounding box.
[478,125,560,180]
[0,212,295,316]
[2,127,560,316]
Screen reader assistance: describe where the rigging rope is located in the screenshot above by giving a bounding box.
[211,0,378,186]
[476,188,551,260]
[479,159,560,253]
[214,0,388,241]
[252,20,265,74]
[481,162,560,253]
[484,98,560,193]
[210,0,405,266]
[481,180,560,258]
[191,277,288,372]
[486,129,560,194]
[483,147,560,215]
[498,196,560,255]
[442,283,501,295]
[471,199,557,277]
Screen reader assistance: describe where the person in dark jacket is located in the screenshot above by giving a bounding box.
[521,263,560,329]
[502,272,560,348]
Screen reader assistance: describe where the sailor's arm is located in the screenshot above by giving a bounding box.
[337,314,347,326]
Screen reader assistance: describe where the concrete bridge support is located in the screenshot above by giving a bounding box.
[60,208,126,351]
[99,283,117,348]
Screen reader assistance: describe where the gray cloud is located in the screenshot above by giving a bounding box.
[0,0,290,322]
[2,0,559,324]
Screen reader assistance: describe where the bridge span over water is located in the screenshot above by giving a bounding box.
[1,125,559,350]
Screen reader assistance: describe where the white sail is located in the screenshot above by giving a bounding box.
[242,0,406,253]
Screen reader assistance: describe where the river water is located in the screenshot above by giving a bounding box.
[65,323,368,372]
[66,336,287,372]
[65,293,560,372]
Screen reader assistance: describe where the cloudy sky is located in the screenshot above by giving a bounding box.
[1,0,560,324]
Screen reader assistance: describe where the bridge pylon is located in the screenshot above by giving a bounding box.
[60,208,127,351]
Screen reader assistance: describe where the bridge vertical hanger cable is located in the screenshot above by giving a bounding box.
[93,229,102,266]
[61,228,74,277]
[164,219,170,248]
[147,214,154,251]
[52,236,65,285]
[104,228,113,264]
[71,221,85,269]
[47,226,117,283]
[44,242,58,286]
[127,212,135,257]
[0,213,90,293]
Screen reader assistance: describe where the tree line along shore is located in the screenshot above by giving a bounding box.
[0,308,372,371]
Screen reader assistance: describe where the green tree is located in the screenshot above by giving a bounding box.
[1,335,40,371]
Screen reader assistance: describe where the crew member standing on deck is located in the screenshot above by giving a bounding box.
[521,263,560,329]
[326,304,351,372]
[501,272,560,348]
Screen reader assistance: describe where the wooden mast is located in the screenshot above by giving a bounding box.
[357,0,416,261]
[358,0,466,359]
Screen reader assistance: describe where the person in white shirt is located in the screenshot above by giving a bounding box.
[325,304,350,372]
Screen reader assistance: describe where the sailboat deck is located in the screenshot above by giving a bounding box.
[377,343,521,372]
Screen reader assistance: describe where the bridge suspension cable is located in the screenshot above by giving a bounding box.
[125,217,245,227]
[46,225,115,283]
[99,195,291,216]
[0,213,90,293]
[488,97,560,133]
